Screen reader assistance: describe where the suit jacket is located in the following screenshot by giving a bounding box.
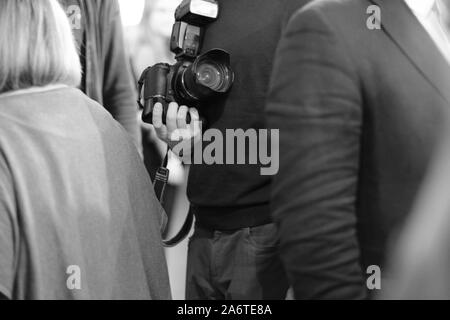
[384,119,450,299]
[266,0,450,299]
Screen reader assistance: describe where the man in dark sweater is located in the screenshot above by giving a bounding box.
[58,0,140,145]
[153,0,309,300]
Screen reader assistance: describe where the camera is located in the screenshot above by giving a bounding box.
[138,0,234,125]
[141,49,233,123]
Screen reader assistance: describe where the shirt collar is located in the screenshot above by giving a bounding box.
[405,0,437,18]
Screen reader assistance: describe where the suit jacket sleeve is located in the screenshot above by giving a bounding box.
[266,6,367,299]
[99,0,140,145]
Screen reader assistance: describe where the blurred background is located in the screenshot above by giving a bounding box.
[118,0,190,300]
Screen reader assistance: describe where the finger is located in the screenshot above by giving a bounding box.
[152,103,164,129]
[152,103,168,139]
[177,105,189,129]
[189,108,200,122]
[188,108,202,136]
[166,102,179,133]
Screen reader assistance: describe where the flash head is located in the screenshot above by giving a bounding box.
[170,21,202,58]
[175,0,219,26]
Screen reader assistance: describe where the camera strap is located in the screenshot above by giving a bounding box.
[154,148,194,248]
[163,209,194,248]
[153,147,170,205]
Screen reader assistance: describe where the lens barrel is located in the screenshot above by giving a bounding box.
[174,49,234,103]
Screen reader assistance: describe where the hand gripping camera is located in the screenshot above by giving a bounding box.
[138,0,234,124]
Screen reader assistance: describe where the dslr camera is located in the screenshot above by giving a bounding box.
[138,0,234,124]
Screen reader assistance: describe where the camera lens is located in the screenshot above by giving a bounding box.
[196,61,228,91]
[173,49,234,104]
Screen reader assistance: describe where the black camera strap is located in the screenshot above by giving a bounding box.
[153,147,170,205]
[163,209,195,248]
[154,147,195,248]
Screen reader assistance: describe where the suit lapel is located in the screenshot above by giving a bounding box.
[369,0,450,104]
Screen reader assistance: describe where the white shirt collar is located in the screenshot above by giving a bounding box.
[405,0,436,18]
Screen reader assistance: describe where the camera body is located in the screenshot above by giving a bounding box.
[141,61,189,123]
[139,0,234,125]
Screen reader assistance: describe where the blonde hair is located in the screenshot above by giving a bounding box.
[0,0,81,93]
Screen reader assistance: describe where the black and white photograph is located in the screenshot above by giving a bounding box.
[0,0,450,310]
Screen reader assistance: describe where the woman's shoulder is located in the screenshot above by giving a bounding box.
[0,86,122,138]
[0,85,77,103]
[0,86,76,122]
